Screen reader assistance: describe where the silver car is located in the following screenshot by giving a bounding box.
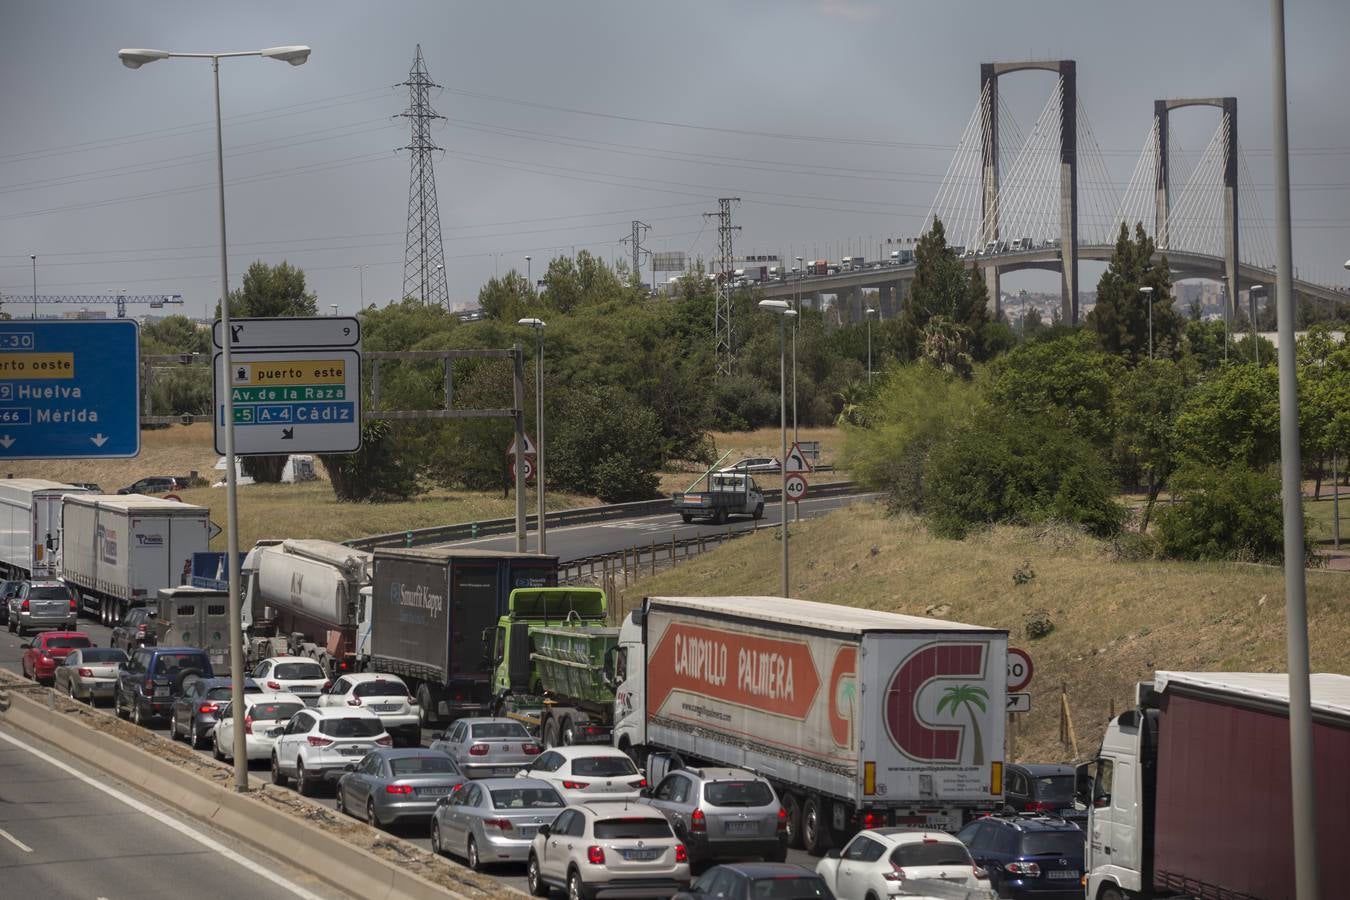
[429,717,542,778]
[8,581,76,636]
[431,777,564,870]
[53,647,128,704]
[646,767,787,866]
[335,748,466,829]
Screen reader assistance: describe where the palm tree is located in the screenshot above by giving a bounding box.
[937,684,989,765]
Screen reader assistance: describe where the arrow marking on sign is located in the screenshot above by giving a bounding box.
[281,427,294,440]
[0,435,13,449]
[90,433,108,447]
[230,325,243,343]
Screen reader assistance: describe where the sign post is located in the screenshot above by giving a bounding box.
[1006,648,1034,764]
[784,472,808,523]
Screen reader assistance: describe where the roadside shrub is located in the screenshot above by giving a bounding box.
[591,455,660,504]
[1023,608,1055,639]
[548,386,664,501]
[1154,464,1311,564]
[1112,530,1160,562]
[320,420,418,502]
[924,412,1125,540]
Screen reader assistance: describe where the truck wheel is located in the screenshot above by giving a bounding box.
[681,514,693,524]
[560,717,576,746]
[417,686,437,727]
[1098,889,1124,900]
[542,718,560,748]
[801,795,829,855]
[716,506,729,525]
[753,503,764,520]
[780,793,804,849]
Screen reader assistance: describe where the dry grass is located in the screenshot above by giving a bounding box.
[0,423,227,490]
[617,504,1350,764]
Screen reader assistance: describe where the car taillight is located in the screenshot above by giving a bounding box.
[674,844,688,863]
[68,597,77,611]
[375,734,393,747]
[468,743,489,756]
[586,846,605,865]
[321,681,332,691]
[522,742,542,755]
[143,680,155,696]
[561,780,589,790]
[776,807,788,832]
[1006,861,1041,877]
[347,697,363,706]
[861,810,882,829]
[690,808,706,832]
[244,715,253,734]
[78,667,93,677]
[632,778,647,789]
[306,735,333,747]
[483,818,513,832]
[20,599,29,611]
[1024,800,1056,813]
[266,680,281,691]
[199,703,219,715]
[883,867,908,883]
[137,624,147,633]
[385,784,414,795]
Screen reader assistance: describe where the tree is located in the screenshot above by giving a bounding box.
[477,271,536,321]
[920,315,974,378]
[319,420,418,502]
[1114,358,1189,529]
[141,315,210,356]
[985,332,1122,449]
[898,220,975,359]
[1086,223,1181,364]
[1172,364,1280,470]
[547,386,665,502]
[1154,464,1311,564]
[539,251,631,313]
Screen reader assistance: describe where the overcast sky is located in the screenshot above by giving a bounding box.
[2,0,1347,317]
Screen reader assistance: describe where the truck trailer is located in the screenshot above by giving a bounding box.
[0,479,90,582]
[613,596,1008,855]
[61,494,210,626]
[365,547,557,725]
[1082,671,1349,900]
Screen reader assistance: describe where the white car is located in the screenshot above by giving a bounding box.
[250,656,329,704]
[516,746,647,804]
[211,691,307,763]
[271,707,390,796]
[526,802,689,899]
[816,827,991,900]
[317,672,421,747]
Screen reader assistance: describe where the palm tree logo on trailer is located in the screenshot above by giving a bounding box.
[937,684,988,766]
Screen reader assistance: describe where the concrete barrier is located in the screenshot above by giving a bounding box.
[0,689,513,899]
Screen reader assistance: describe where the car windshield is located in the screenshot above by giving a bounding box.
[704,780,774,807]
[1032,774,1075,804]
[318,717,383,738]
[1,582,20,597]
[471,722,530,740]
[390,756,458,776]
[571,756,637,777]
[1021,831,1085,857]
[892,842,973,867]
[748,876,832,899]
[490,787,563,809]
[250,702,303,721]
[274,662,324,679]
[29,586,71,601]
[593,818,672,839]
[207,687,235,701]
[353,681,408,698]
[80,649,127,664]
[154,653,206,675]
[44,636,91,650]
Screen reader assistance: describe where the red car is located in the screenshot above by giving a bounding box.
[23,631,94,684]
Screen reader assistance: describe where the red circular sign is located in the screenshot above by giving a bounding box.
[784,474,808,502]
[164,493,183,502]
[1007,647,1034,692]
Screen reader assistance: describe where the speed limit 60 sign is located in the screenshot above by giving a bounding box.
[1007,648,1034,692]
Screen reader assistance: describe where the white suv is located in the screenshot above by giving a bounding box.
[271,707,390,796]
[527,802,690,899]
[516,746,647,803]
[317,672,421,747]
[212,691,306,762]
[816,827,989,899]
[251,656,329,704]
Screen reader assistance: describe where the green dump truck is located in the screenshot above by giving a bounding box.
[490,586,620,747]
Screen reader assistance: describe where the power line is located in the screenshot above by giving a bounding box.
[399,44,450,308]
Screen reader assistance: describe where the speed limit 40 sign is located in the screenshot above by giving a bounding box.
[784,473,808,502]
[1007,647,1034,692]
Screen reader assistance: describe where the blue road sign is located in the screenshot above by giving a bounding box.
[0,320,140,459]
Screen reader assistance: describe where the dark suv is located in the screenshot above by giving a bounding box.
[956,814,1086,900]
[114,646,215,728]
[110,606,159,651]
[117,476,184,495]
[1002,763,1084,828]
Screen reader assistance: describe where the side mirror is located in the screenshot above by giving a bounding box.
[20,641,31,650]
[537,824,550,837]
[343,763,357,772]
[1074,762,1093,807]
[639,787,653,798]
[118,661,128,671]
[825,848,841,859]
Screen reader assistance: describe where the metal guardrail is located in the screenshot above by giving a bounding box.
[344,479,862,552]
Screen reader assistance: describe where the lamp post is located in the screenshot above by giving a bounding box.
[119,41,310,794]
[525,256,532,291]
[758,299,796,598]
[1221,285,1230,365]
[1141,285,1154,359]
[865,307,877,383]
[353,264,367,306]
[329,304,338,316]
[1250,284,1265,365]
[29,255,36,320]
[518,318,547,554]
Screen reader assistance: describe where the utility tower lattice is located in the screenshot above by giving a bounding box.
[624,220,650,279]
[399,45,449,309]
[706,198,741,376]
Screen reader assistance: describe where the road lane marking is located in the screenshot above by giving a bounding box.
[0,730,326,899]
[0,827,32,852]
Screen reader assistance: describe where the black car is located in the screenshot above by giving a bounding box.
[956,814,1086,900]
[116,476,184,495]
[0,580,23,625]
[674,863,835,900]
[110,606,159,651]
[1002,763,1084,827]
[169,675,261,749]
[114,646,215,727]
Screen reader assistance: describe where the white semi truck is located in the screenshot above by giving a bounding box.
[61,494,211,626]
[0,479,90,581]
[610,595,1009,854]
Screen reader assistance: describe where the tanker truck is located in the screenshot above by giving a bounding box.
[242,539,373,678]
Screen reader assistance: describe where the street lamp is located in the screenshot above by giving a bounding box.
[353,264,368,306]
[758,299,796,598]
[518,317,547,554]
[329,304,338,316]
[865,307,877,383]
[119,41,310,794]
[1141,286,1154,359]
[525,256,532,291]
[29,255,36,320]
[1250,284,1265,365]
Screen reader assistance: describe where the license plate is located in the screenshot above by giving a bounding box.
[725,821,758,834]
[1048,871,1080,880]
[371,704,399,713]
[339,746,366,756]
[154,686,170,697]
[621,848,661,861]
[517,826,538,838]
[419,787,451,796]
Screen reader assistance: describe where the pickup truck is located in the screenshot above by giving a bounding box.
[672,471,765,524]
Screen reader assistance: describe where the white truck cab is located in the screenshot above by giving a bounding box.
[1081,689,1154,899]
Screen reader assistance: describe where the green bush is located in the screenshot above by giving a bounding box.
[1154,464,1310,564]
[319,421,418,502]
[591,454,660,503]
[548,386,664,501]
[924,412,1125,540]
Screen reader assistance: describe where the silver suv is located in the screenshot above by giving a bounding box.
[645,767,787,866]
[8,581,76,636]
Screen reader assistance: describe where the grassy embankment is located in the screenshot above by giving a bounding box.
[613,503,1350,764]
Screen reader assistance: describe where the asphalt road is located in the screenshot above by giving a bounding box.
[0,719,344,900]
